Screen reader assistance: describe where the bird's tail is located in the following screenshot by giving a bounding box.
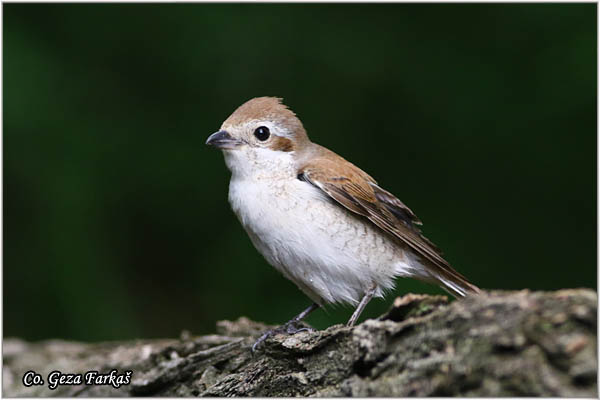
[430,267,481,298]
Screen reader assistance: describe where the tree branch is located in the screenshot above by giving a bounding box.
[3,289,597,397]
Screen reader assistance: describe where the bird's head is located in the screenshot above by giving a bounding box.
[206,97,310,178]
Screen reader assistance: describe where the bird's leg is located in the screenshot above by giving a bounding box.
[252,303,319,353]
[347,283,377,327]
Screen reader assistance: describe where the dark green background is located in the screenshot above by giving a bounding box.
[4,4,596,342]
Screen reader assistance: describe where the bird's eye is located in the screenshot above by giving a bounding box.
[253,126,270,141]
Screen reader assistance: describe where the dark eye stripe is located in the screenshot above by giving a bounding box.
[268,136,294,152]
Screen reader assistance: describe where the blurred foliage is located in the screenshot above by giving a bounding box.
[3,3,596,342]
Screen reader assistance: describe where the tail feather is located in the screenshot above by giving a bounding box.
[433,269,481,298]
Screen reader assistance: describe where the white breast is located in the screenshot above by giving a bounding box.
[224,148,424,306]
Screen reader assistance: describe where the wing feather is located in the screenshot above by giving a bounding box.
[299,154,480,297]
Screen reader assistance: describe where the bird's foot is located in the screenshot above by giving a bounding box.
[251,321,314,353]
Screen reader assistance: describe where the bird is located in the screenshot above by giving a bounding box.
[206,97,480,351]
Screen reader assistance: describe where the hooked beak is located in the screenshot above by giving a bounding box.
[205,130,243,150]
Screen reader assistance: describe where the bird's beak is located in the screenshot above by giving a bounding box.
[206,130,243,150]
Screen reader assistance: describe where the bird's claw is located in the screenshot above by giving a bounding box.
[284,322,314,334]
[251,331,273,353]
[251,321,313,353]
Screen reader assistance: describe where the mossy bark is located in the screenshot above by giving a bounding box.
[3,289,597,397]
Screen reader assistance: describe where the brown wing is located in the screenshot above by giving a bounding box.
[298,155,480,297]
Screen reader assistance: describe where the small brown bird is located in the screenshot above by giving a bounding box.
[207,97,480,350]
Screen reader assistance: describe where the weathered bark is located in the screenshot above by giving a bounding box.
[3,289,597,397]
